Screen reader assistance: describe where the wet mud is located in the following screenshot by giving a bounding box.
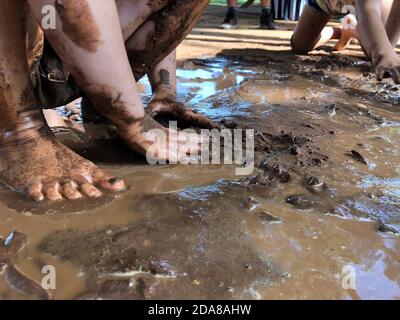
[0,53,399,299]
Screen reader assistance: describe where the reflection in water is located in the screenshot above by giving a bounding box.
[353,251,400,300]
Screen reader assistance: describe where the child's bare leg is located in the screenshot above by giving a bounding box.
[384,0,400,48]
[291,5,331,53]
[0,0,124,202]
[28,0,198,161]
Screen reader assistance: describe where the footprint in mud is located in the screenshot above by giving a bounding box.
[39,181,282,299]
[0,232,49,300]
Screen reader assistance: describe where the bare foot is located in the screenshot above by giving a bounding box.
[147,89,217,129]
[0,114,125,201]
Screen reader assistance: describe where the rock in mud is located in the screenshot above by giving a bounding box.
[39,182,281,299]
[304,176,327,194]
[375,222,399,235]
[259,161,291,183]
[285,194,331,213]
[258,212,282,224]
[348,150,368,165]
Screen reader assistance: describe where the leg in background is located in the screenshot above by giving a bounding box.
[291,5,331,53]
[220,0,239,29]
[260,0,279,29]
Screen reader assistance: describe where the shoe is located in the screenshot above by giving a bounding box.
[220,8,238,30]
[260,11,279,30]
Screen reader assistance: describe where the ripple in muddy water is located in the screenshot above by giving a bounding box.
[0,56,399,299]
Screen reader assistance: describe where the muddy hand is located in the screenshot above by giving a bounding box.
[147,93,217,129]
[118,114,202,163]
[374,53,400,84]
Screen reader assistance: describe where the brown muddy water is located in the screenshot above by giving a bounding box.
[0,54,399,300]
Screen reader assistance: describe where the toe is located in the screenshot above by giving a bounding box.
[80,183,102,198]
[27,183,44,202]
[98,178,125,192]
[43,182,63,201]
[92,168,125,192]
[61,181,83,200]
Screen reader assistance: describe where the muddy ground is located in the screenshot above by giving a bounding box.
[0,5,399,299]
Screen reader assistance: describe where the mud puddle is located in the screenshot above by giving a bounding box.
[0,55,399,300]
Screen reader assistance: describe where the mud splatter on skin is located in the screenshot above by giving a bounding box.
[55,0,101,53]
[159,69,171,86]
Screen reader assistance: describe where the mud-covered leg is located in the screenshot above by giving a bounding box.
[28,0,199,161]
[0,0,124,202]
[291,5,331,54]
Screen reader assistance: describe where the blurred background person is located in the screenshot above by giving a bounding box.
[220,0,279,29]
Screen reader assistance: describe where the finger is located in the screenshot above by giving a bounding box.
[393,68,400,84]
[185,111,217,129]
[43,182,63,201]
[171,105,217,129]
[376,67,385,82]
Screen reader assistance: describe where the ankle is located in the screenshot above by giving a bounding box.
[0,110,49,146]
[261,7,272,16]
[153,85,176,101]
[227,6,237,15]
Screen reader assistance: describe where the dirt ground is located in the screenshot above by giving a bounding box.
[0,5,400,300]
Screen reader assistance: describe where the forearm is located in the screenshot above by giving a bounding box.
[148,50,177,96]
[356,0,395,64]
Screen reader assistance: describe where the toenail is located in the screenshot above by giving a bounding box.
[109,178,122,184]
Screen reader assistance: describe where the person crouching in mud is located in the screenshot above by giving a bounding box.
[0,0,214,202]
[291,0,400,83]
